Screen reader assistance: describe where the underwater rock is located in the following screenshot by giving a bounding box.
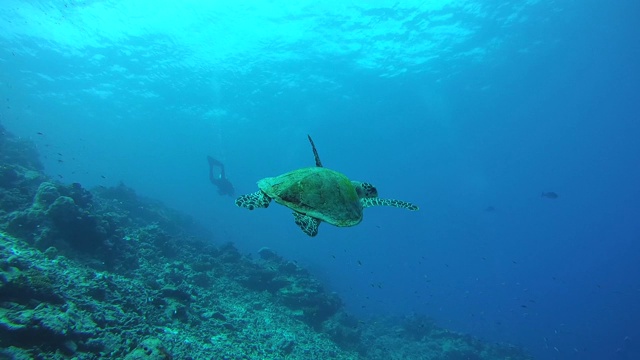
[276,336,296,356]
[0,346,32,360]
[44,195,107,252]
[0,165,19,188]
[46,196,80,222]
[258,246,281,261]
[3,208,46,241]
[237,265,282,292]
[66,182,93,209]
[96,181,138,205]
[160,285,192,303]
[33,182,60,210]
[0,126,44,171]
[123,338,172,360]
[0,265,64,304]
[240,245,344,328]
[218,242,242,263]
[401,313,437,341]
[3,180,111,256]
[0,302,96,354]
[168,302,189,323]
[322,312,362,352]
[0,164,47,219]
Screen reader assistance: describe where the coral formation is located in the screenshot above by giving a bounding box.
[0,126,532,359]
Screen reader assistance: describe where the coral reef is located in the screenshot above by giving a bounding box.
[0,126,532,359]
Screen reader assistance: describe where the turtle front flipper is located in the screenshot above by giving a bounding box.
[292,212,321,237]
[361,198,419,211]
[235,190,271,210]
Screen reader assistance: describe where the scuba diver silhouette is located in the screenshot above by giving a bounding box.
[207,156,235,197]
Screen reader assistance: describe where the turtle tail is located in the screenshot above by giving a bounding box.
[235,190,271,210]
[361,197,419,211]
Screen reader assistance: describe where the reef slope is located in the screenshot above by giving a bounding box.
[0,125,531,359]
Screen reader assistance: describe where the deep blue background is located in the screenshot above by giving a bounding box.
[1,1,639,359]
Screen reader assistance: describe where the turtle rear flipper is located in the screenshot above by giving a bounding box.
[361,198,419,211]
[235,191,271,210]
[293,212,321,237]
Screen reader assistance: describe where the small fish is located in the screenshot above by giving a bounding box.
[541,192,559,199]
[37,131,44,135]
[357,260,362,266]
[485,206,496,212]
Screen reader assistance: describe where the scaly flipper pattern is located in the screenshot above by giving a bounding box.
[361,197,419,211]
[235,190,271,210]
[292,212,321,237]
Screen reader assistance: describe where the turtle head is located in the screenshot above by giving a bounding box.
[352,181,378,199]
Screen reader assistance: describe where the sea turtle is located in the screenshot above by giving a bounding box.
[235,135,419,236]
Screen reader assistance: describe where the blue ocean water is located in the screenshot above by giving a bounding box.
[1,1,639,359]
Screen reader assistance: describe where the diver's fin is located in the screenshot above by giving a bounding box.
[207,156,223,167]
[307,135,323,168]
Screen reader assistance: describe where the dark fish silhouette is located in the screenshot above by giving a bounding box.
[541,192,559,199]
